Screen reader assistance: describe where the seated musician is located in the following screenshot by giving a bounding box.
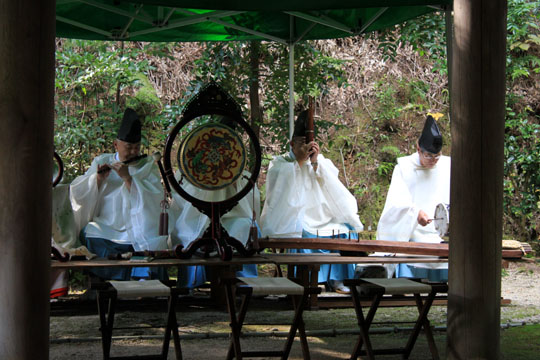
[70,108,168,281]
[260,110,364,294]
[169,116,261,289]
[376,114,450,281]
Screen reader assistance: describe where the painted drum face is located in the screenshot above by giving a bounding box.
[177,123,246,191]
[434,203,450,237]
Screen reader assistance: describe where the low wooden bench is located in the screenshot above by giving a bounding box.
[94,280,187,360]
[343,278,448,360]
[222,276,321,360]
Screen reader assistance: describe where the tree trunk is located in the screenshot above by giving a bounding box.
[249,41,262,139]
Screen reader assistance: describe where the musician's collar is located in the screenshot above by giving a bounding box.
[288,150,297,160]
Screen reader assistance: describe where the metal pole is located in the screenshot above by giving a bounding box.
[288,14,295,139]
[289,43,295,139]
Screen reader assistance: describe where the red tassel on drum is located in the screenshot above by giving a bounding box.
[159,212,168,236]
[249,224,259,250]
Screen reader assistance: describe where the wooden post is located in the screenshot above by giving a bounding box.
[0,0,55,358]
[448,1,507,359]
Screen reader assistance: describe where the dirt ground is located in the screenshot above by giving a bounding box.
[49,259,540,359]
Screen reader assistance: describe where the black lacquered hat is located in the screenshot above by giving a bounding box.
[117,108,141,143]
[418,115,442,153]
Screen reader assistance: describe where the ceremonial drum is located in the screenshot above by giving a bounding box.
[178,123,246,191]
[163,82,262,260]
[433,203,450,237]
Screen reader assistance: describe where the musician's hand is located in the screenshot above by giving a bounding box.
[97,164,111,188]
[417,210,432,226]
[308,141,319,163]
[110,162,133,190]
[292,141,310,166]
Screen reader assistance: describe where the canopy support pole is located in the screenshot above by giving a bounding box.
[288,15,295,138]
[447,0,506,359]
[288,43,295,138]
[0,0,55,358]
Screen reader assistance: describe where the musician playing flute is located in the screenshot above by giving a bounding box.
[260,110,364,294]
[70,108,169,281]
[376,114,450,281]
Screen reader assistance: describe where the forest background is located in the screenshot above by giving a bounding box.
[54,0,540,251]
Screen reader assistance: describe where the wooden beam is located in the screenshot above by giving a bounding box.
[0,0,55,358]
[448,1,507,359]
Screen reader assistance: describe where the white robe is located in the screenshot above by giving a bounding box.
[376,152,450,269]
[260,152,363,238]
[170,171,261,248]
[70,153,169,251]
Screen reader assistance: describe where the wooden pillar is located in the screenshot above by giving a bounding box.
[0,0,55,358]
[447,1,507,359]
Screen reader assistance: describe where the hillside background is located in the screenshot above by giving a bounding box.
[54,3,540,251]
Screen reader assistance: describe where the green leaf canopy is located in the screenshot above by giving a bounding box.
[56,0,451,42]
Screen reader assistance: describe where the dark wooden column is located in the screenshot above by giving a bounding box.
[447,1,507,359]
[0,0,55,358]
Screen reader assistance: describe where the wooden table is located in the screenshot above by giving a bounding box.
[51,253,447,269]
[53,253,447,307]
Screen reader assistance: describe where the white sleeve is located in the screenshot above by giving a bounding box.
[222,179,261,245]
[376,163,418,242]
[69,158,101,236]
[127,159,169,251]
[315,155,364,231]
[52,184,79,249]
[260,157,305,238]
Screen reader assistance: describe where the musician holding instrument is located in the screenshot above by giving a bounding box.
[260,109,364,294]
[70,108,168,281]
[376,114,450,281]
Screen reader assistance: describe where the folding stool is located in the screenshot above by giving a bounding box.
[96,280,184,360]
[223,277,321,360]
[343,278,448,360]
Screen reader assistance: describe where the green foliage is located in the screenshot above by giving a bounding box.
[503,98,540,241]
[507,0,540,80]
[187,42,251,111]
[187,41,348,151]
[504,1,540,244]
[376,11,448,75]
[501,324,540,359]
[377,145,403,179]
[55,40,165,180]
[373,79,400,125]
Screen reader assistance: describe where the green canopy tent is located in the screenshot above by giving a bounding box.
[56,1,450,42]
[55,0,452,135]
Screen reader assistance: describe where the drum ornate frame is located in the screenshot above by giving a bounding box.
[163,82,261,260]
[53,151,64,188]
